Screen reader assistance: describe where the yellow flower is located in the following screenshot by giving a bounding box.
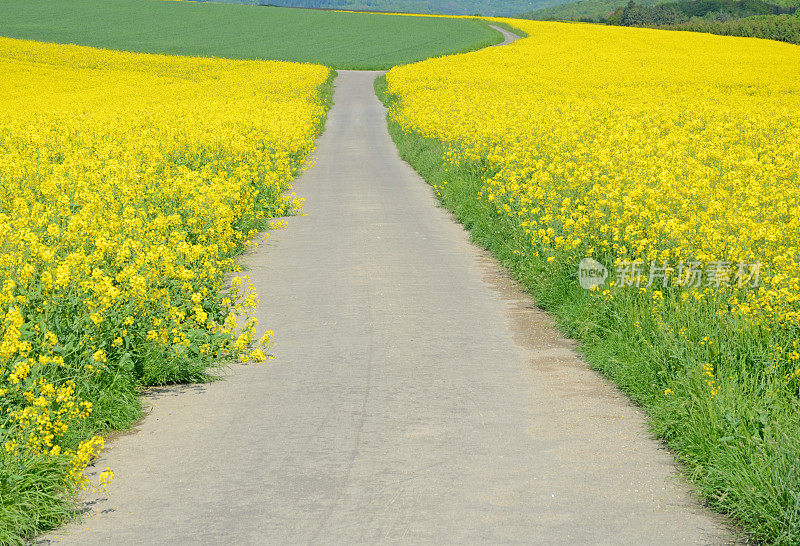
[92,349,108,364]
[386,19,800,397]
[97,467,115,491]
[0,33,328,510]
[250,348,268,362]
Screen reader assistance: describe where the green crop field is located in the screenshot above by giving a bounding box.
[0,0,502,69]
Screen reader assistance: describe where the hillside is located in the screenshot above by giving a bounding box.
[608,0,796,23]
[605,0,800,44]
[524,0,798,23]
[522,0,656,20]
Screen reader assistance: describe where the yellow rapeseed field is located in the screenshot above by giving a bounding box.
[388,20,800,371]
[0,36,330,538]
[385,21,800,540]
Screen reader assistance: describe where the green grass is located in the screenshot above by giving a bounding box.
[376,75,800,544]
[1,381,140,545]
[0,0,502,69]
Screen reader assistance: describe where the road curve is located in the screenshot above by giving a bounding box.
[489,24,520,47]
[42,30,734,546]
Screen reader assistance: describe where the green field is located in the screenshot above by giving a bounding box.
[0,0,502,69]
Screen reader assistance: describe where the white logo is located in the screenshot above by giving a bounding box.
[578,258,608,290]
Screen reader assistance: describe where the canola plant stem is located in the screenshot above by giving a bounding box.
[45,69,733,544]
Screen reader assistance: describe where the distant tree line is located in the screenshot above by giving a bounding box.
[523,0,800,44]
[608,0,794,25]
[522,0,637,23]
[607,1,686,24]
[669,11,800,41]
[605,0,800,44]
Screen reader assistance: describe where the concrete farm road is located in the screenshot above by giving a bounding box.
[43,31,734,546]
[491,24,519,46]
